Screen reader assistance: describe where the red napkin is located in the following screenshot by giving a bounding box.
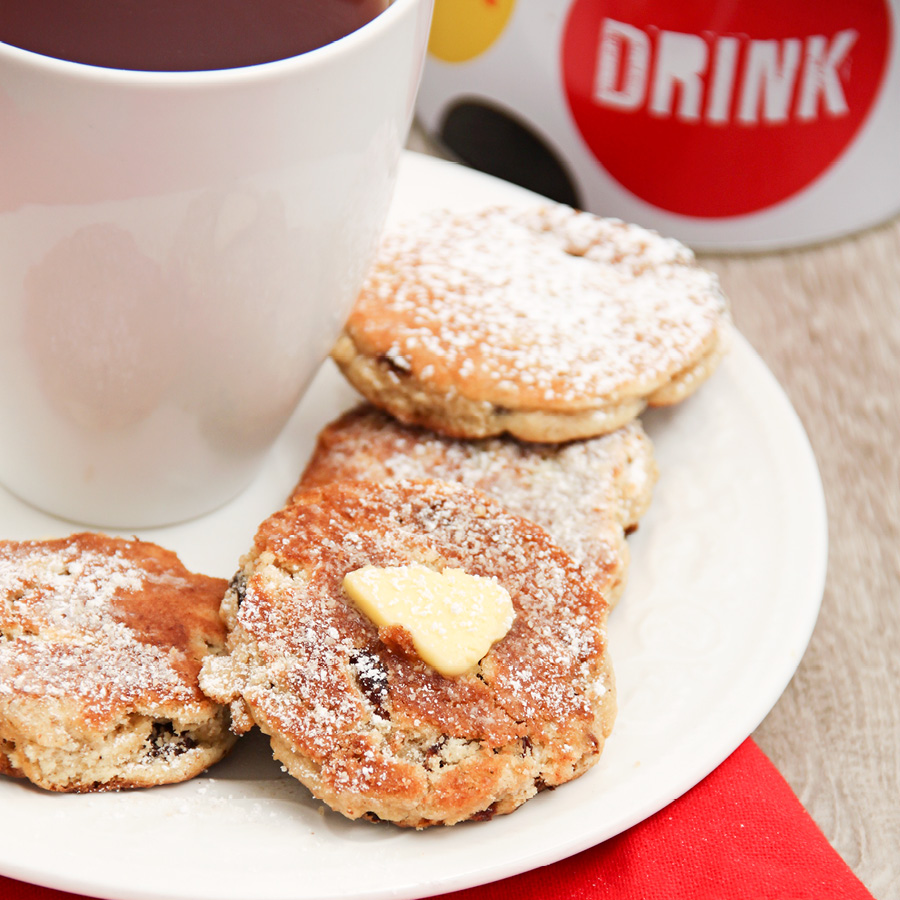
[0,739,872,900]
[437,739,872,900]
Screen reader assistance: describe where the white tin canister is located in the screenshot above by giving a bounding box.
[417,0,899,250]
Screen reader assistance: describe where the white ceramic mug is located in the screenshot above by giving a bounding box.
[0,0,433,528]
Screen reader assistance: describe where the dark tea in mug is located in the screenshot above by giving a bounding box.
[0,0,389,71]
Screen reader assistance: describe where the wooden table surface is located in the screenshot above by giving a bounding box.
[408,126,900,899]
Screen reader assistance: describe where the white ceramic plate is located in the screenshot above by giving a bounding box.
[0,152,827,900]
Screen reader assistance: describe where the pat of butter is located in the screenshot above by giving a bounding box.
[343,564,514,677]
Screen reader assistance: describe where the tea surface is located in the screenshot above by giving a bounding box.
[0,0,389,71]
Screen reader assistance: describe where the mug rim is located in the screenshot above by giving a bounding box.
[0,0,422,85]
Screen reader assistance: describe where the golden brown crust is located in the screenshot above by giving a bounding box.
[294,404,657,605]
[201,479,616,827]
[335,204,730,441]
[332,334,648,441]
[0,533,235,792]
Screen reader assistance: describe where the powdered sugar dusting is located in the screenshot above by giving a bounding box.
[299,407,657,594]
[1,546,144,635]
[0,537,207,721]
[237,480,611,789]
[348,205,728,408]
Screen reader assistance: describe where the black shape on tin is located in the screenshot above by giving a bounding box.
[439,99,582,209]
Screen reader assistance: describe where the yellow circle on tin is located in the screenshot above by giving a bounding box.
[428,0,517,63]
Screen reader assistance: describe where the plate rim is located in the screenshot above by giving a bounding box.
[0,151,828,900]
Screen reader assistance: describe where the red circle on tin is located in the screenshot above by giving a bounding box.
[562,0,891,218]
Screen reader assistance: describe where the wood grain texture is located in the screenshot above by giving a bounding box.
[408,123,899,898]
[703,224,900,900]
